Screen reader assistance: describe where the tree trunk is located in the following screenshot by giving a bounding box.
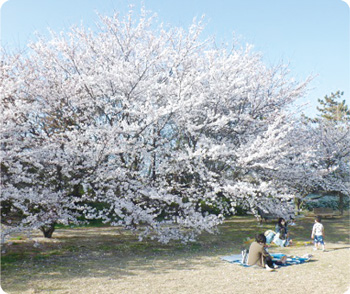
[339,192,344,215]
[294,197,302,215]
[40,223,56,238]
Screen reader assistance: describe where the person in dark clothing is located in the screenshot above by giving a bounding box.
[275,218,288,239]
[275,217,292,246]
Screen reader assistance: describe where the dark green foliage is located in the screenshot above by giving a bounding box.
[304,90,350,123]
[302,195,350,211]
[316,91,349,122]
[1,200,25,226]
[233,205,249,216]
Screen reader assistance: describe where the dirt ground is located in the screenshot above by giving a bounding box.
[1,215,350,294]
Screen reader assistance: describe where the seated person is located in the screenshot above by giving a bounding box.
[274,217,292,246]
[247,233,278,271]
[288,217,296,226]
[264,229,276,244]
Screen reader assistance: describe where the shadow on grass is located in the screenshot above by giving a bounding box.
[1,213,349,293]
[2,238,229,293]
[325,247,350,252]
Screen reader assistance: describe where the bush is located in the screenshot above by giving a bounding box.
[303,195,350,211]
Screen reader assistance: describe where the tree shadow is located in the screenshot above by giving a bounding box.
[2,241,230,293]
[2,226,239,292]
[325,246,350,252]
[2,214,350,293]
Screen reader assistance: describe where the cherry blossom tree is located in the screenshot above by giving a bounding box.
[0,51,89,239]
[267,115,350,215]
[303,121,350,213]
[1,9,312,242]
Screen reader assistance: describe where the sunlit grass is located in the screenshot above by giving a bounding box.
[1,212,349,294]
[1,212,349,272]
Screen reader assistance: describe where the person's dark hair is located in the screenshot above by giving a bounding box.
[315,216,322,223]
[255,233,266,244]
[277,217,285,227]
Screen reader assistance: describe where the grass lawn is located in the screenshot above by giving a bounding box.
[1,212,350,294]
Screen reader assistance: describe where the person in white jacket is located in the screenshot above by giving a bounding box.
[311,216,325,251]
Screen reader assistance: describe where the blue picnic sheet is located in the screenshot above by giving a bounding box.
[220,253,310,267]
[220,254,251,267]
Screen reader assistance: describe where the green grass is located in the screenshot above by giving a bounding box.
[1,213,349,294]
[1,252,30,270]
[9,236,25,241]
[1,252,28,264]
[1,213,349,272]
[55,219,108,229]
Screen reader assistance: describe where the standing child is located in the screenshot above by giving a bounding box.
[311,216,325,251]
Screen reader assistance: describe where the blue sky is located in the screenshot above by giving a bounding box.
[1,0,349,117]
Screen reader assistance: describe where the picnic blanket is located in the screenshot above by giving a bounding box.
[244,237,312,247]
[220,253,311,267]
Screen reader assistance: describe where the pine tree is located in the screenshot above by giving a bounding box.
[302,91,350,215]
[315,91,350,122]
